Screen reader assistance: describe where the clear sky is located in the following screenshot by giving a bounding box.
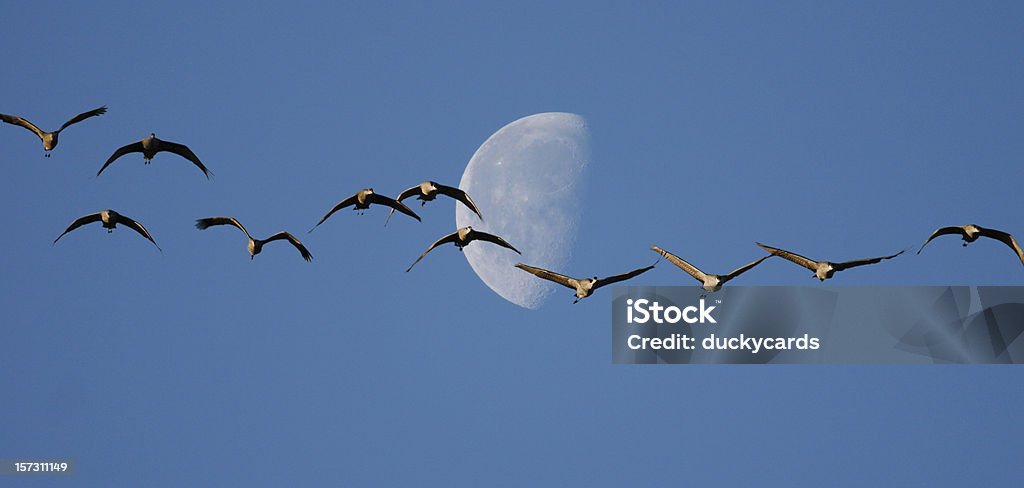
[2,1,1022,485]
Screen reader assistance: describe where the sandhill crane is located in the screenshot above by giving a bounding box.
[1,106,107,157]
[406,226,519,272]
[196,217,312,261]
[310,188,420,232]
[97,133,211,178]
[385,181,482,226]
[514,262,656,303]
[918,224,1024,266]
[757,243,902,282]
[54,209,161,251]
[651,245,770,293]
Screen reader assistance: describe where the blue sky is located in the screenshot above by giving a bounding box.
[2,1,1022,485]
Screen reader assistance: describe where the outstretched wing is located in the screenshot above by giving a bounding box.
[917,226,966,254]
[757,243,819,272]
[160,140,211,178]
[385,185,424,226]
[595,264,656,290]
[368,193,421,222]
[470,230,520,254]
[97,141,144,176]
[310,194,359,232]
[195,217,252,239]
[721,255,771,283]
[395,184,423,203]
[53,212,102,244]
[977,227,1024,266]
[115,213,161,251]
[264,232,313,262]
[651,245,706,284]
[405,231,460,272]
[435,183,483,220]
[833,250,904,271]
[0,113,45,140]
[58,106,107,132]
[514,263,577,290]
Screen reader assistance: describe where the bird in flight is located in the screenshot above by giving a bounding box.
[406,226,519,272]
[651,245,770,293]
[385,180,482,226]
[1,106,107,157]
[757,243,902,282]
[54,209,161,251]
[514,262,656,303]
[917,224,1023,266]
[196,217,312,261]
[97,133,211,178]
[311,188,420,232]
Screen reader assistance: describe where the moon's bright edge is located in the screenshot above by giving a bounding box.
[457,112,590,309]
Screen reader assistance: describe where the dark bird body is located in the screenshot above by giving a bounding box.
[918,224,1024,266]
[98,133,211,178]
[1,106,107,157]
[514,262,656,303]
[757,243,902,281]
[406,226,520,272]
[652,245,769,293]
[196,217,312,261]
[386,180,482,225]
[54,209,161,250]
[311,188,420,232]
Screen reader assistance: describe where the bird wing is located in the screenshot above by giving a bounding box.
[395,184,423,202]
[470,230,520,254]
[195,217,252,239]
[977,227,1024,266]
[57,106,107,132]
[53,212,102,244]
[833,250,904,271]
[0,113,45,140]
[115,213,162,251]
[595,264,657,290]
[650,245,706,283]
[367,193,421,222]
[97,141,144,176]
[756,243,819,271]
[405,231,460,272]
[160,140,211,178]
[310,194,359,232]
[435,183,483,220]
[514,263,577,290]
[721,255,771,283]
[384,185,425,226]
[917,226,966,254]
[264,232,313,262]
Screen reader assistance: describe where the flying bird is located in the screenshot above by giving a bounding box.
[406,226,520,272]
[196,217,312,261]
[651,245,770,293]
[1,106,107,157]
[311,188,420,232]
[97,133,211,178]
[917,224,1024,266]
[757,243,902,282]
[53,209,161,251]
[385,180,482,226]
[514,262,656,303]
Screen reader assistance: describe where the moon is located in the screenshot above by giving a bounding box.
[456,112,590,309]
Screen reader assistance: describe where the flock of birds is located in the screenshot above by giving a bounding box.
[4,106,1024,304]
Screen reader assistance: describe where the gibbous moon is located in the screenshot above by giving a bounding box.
[456,112,590,309]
